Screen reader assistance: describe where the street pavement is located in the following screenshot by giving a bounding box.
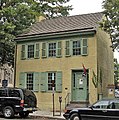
[30,110,65,120]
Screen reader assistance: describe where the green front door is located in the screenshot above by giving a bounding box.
[72,71,88,101]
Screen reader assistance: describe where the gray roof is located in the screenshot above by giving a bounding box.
[17,12,103,38]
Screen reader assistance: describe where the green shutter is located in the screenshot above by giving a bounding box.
[21,45,26,59]
[56,41,62,57]
[19,72,26,88]
[40,72,48,92]
[35,43,40,59]
[56,71,62,92]
[33,72,39,92]
[82,39,88,55]
[65,41,71,56]
[42,43,47,58]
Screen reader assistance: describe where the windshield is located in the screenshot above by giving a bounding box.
[93,100,109,109]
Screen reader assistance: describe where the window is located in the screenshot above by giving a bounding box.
[73,41,81,55]
[65,39,88,56]
[40,71,62,92]
[48,43,56,57]
[93,100,109,109]
[27,45,34,58]
[42,42,62,58]
[26,73,34,90]
[9,90,20,97]
[0,89,7,97]
[21,43,40,59]
[48,72,56,91]
[19,72,39,92]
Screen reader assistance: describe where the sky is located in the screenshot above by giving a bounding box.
[67,0,119,62]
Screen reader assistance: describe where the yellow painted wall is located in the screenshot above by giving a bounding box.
[15,30,114,111]
[96,28,114,98]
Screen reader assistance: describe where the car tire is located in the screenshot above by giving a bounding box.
[3,106,14,118]
[70,113,81,120]
[19,112,29,118]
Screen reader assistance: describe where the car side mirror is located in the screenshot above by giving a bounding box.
[89,105,93,110]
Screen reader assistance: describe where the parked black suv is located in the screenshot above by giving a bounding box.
[0,87,37,118]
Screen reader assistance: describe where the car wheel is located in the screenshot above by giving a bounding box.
[19,112,29,118]
[70,113,80,120]
[3,106,14,118]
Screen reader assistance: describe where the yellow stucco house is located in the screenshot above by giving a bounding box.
[14,12,114,111]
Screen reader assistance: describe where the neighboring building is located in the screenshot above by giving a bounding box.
[0,64,14,87]
[15,12,114,111]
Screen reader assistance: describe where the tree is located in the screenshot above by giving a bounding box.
[0,0,72,66]
[100,0,119,51]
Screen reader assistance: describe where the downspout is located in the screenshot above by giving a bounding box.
[14,43,17,87]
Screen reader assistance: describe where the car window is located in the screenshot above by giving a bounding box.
[0,89,7,97]
[9,90,20,97]
[93,100,109,109]
[108,101,119,109]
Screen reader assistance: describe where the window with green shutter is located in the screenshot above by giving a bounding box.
[56,71,62,92]
[39,71,62,92]
[42,43,47,58]
[56,41,62,57]
[82,38,88,55]
[33,72,40,92]
[21,45,26,59]
[65,41,71,56]
[35,43,40,59]
[19,72,40,92]
[40,72,48,92]
[19,72,26,88]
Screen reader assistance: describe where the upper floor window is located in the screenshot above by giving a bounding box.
[73,41,81,55]
[65,38,88,56]
[21,43,40,60]
[42,41,62,58]
[48,43,56,57]
[28,45,34,58]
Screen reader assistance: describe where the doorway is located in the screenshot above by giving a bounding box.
[72,70,89,102]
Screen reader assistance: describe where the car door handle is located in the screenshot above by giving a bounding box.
[102,110,107,112]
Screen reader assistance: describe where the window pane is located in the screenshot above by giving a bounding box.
[73,41,81,55]
[27,73,33,90]
[48,43,56,57]
[93,101,109,109]
[48,73,56,91]
[9,90,20,97]
[28,45,34,58]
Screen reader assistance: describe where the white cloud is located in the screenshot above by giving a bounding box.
[67,0,104,15]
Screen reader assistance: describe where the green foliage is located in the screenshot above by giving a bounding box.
[0,0,72,66]
[101,0,119,51]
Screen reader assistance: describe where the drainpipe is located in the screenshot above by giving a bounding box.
[14,43,17,87]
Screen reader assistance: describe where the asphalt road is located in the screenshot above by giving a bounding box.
[0,115,63,120]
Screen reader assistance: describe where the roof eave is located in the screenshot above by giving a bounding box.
[15,27,96,41]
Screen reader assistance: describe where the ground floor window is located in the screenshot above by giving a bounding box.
[26,73,34,90]
[48,72,56,91]
[19,71,62,92]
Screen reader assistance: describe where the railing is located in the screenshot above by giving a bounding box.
[65,92,71,109]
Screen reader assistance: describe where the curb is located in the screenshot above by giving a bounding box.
[29,115,65,120]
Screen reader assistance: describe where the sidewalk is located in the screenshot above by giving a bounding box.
[29,110,65,120]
